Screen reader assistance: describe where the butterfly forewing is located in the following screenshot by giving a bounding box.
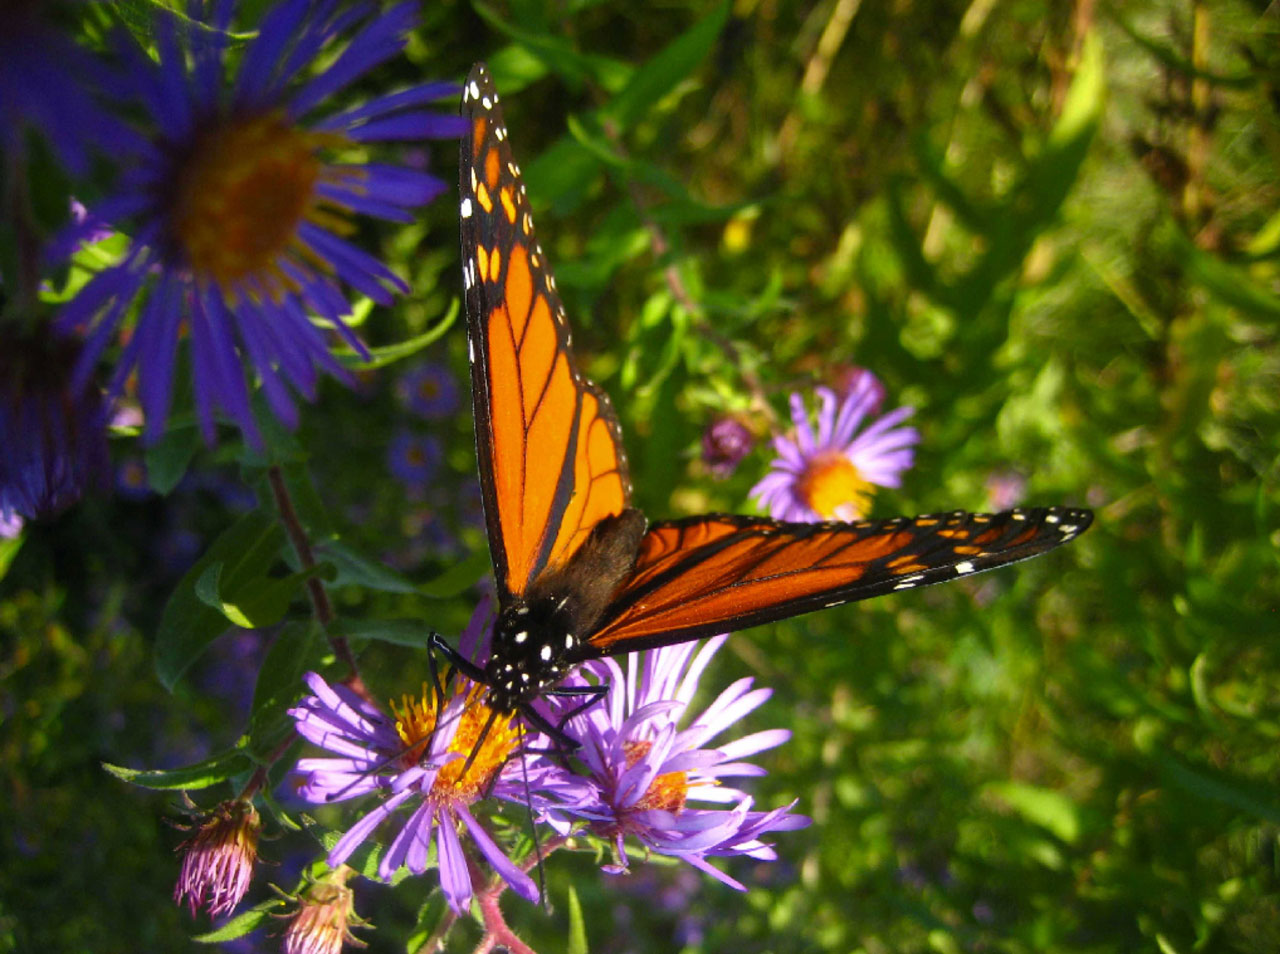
[460,64,632,600]
[582,507,1093,655]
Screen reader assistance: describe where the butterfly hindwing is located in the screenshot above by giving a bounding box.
[581,506,1093,655]
[460,64,632,601]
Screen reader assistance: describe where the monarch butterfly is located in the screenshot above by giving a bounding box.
[443,63,1092,740]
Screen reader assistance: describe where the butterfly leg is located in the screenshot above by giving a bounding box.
[427,631,490,685]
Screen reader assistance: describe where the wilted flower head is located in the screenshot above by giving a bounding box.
[173,799,261,918]
[282,866,364,954]
[546,636,809,890]
[701,416,754,478]
[56,0,466,446]
[750,377,918,522]
[0,328,110,520]
[288,606,576,914]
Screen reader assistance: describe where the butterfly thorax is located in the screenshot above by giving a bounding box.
[483,509,648,713]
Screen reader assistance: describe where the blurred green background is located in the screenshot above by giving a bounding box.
[3,0,1279,952]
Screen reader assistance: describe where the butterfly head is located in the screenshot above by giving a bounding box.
[484,598,582,713]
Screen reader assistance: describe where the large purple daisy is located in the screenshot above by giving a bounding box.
[288,608,582,915]
[56,0,466,446]
[544,636,810,890]
[751,375,919,522]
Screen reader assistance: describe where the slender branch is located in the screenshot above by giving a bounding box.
[266,465,366,698]
[235,733,297,802]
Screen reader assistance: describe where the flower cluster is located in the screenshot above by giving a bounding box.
[287,610,807,917]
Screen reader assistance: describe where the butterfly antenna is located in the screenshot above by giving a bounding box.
[517,719,550,911]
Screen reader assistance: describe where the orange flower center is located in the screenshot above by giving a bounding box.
[390,684,519,803]
[171,112,355,294]
[796,452,873,520]
[623,740,688,814]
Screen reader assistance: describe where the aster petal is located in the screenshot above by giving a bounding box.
[716,728,792,760]
[314,82,461,131]
[234,0,310,105]
[813,386,839,448]
[434,812,475,915]
[682,853,747,890]
[296,223,408,303]
[329,789,414,868]
[789,392,816,454]
[341,111,469,142]
[380,800,435,878]
[457,804,540,904]
[288,1,417,117]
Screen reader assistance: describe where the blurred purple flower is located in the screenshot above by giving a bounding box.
[701,416,753,478]
[546,636,809,890]
[984,470,1027,511]
[0,2,132,173]
[56,0,467,446]
[830,365,887,417]
[386,430,442,489]
[0,511,23,539]
[396,360,461,420]
[115,457,151,501]
[0,330,110,521]
[750,379,918,522]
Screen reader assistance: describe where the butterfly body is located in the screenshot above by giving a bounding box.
[458,63,1093,728]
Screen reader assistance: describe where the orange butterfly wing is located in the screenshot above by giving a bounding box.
[460,63,631,600]
[584,507,1093,655]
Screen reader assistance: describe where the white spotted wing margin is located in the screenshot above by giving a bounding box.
[576,506,1095,656]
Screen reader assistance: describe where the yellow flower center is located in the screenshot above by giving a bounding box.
[797,452,874,520]
[170,112,355,295]
[623,740,688,814]
[390,684,519,803]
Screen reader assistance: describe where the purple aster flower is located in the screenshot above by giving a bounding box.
[396,360,461,420]
[701,416,754,478]
[173,798,260,918]
[0,329,110,521]
[386,430,442,489]
[0,511,23,539]
[750,378,919,522]
[56,0,468,446]
[545,636,810,890]
[288,606,578,914]
[0,2,133,173]
[984,469,1027,510]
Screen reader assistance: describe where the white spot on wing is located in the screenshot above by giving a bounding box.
[460,197,472,218]
[955,561,975,575]
[468,80,480,100]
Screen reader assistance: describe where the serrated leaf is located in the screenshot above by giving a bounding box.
[602,0,729,132]
[193,900,286,943]
[145,423,200,493]
[102,748,252,791]
[334,300,458,369]
[566,882,588,954]
[156,512,287,690]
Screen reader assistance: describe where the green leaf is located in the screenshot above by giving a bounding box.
[1154,752,1280,825]
[331,618,430,648]
[144,423,201,494]
[471,1,632,91]
[602,0,729,132]
[524,136,603,214]
[193,900,287,943]
[334,299,458,370]
[985,781,1083,844]
[249,622,321,758]
[1176,232,1280,320]
[566,882,588,954]
[1109,10,1253,90]
[155,511,287,690]
[315,539,420,594]
[194,560,320,629]
[417,547,492,599]
[102,748,252,791]
[0,533,23,582]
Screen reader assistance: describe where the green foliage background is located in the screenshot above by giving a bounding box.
[2,1,1278,952]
